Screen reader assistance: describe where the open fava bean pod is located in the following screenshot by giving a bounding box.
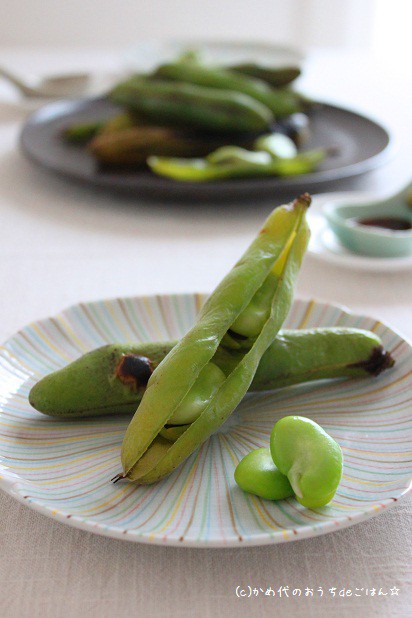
[117,193,311,484]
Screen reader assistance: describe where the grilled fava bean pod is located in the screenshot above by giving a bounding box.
[118,194,311,484]
[63,113,138,145]
[109,77,273,134]
[229,64,301,88]
[63,121,105,144]
[148,147,325,181]
[88,126,238,166]
[29,327,394,419]
[270,416,343,508]
[153,62,302,118]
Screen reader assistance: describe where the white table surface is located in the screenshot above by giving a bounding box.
[0,47,411,618]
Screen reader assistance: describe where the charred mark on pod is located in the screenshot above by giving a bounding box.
[115,354,153,390]
[348,346,395,377]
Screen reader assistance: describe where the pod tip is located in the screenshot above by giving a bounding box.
[349,346,395,377]
[111,473,125,484]
[294,193,312,209]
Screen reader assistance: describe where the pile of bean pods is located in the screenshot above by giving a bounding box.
[29,194,395,506]
[63,51,327,181]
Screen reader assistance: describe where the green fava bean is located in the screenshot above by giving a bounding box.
[254,133,298,159]
[270,416,343,508]
[168,362,226,425]
[234,448,294,500]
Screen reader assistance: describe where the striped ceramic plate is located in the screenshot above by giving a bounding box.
[0,295,411,547]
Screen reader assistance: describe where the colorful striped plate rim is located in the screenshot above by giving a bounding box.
[0,294,411,547]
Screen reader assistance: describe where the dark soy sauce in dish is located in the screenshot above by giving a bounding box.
[355,217,412,231]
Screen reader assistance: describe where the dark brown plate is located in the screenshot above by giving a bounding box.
[20,97,392,201]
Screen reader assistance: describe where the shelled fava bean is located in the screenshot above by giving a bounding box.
[235,416,343,508]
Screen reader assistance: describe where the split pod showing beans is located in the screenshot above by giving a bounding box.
[147,146,325,182]
[235,416,343,509]
[117,194,312,484]
[147,131,326,182]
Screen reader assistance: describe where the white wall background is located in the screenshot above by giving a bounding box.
[0,0,401,51]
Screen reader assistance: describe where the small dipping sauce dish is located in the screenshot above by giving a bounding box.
[323,186,412,258]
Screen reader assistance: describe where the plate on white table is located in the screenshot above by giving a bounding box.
[308,192,412,272]
[19,39,391,200]
[20,100,392,201]
[0,294,411,547]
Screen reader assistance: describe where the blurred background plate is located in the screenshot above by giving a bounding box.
[20,97,391,202]
[0,294,411,547]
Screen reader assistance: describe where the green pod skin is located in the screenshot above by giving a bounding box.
[153,63,301,118]
[147,148,325,182]
[159,425,190,442]
[97,113,137,135]
[120,194,311,484]
[266,149,325,175]
[167,362,226,424]
[249,327,394,390]
[234,448,294,500]
[229,64,301,88]
[63,113,139,146]
[206,146,270,166]
[109,77,273,134]
[28,327,394,419]
[270,416,343,508]
[63,121,105,144]
[29,342,170,417]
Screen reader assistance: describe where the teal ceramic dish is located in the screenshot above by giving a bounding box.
[323,185,412,258]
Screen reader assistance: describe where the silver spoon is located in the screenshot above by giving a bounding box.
[0,66,118,99]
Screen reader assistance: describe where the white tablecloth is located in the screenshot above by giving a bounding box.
[0,47,411,617]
